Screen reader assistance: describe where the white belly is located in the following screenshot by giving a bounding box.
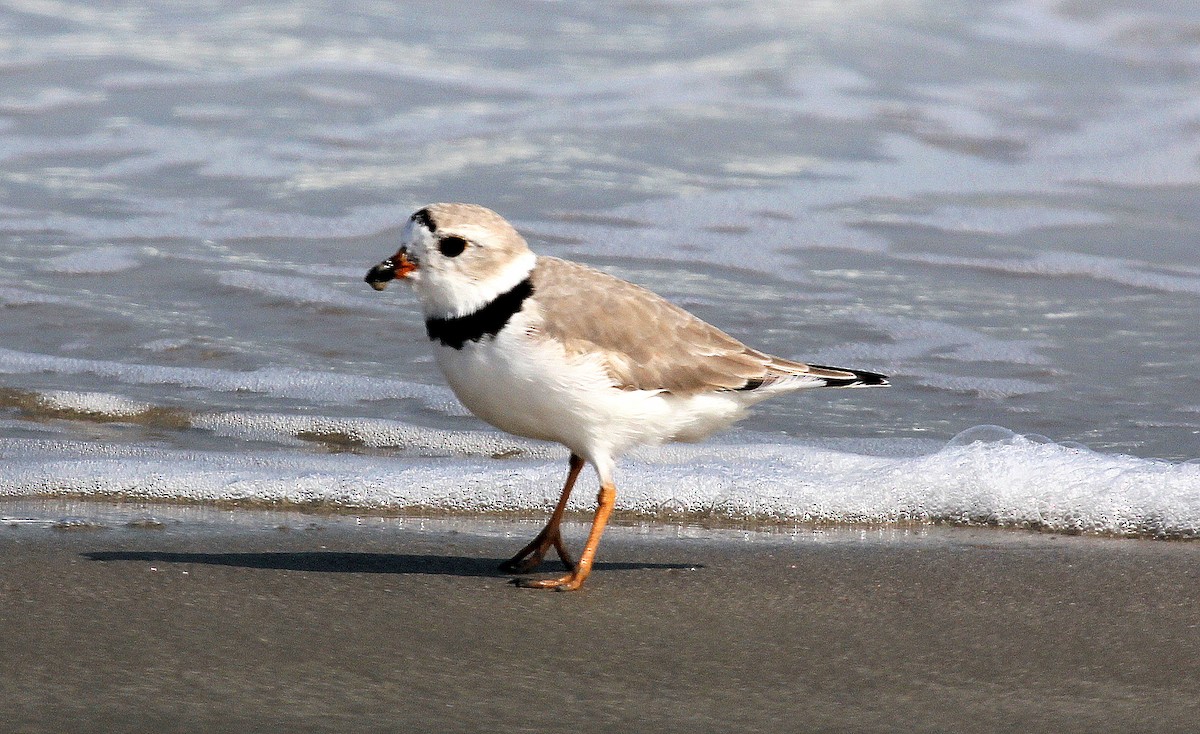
[433,325,748,460]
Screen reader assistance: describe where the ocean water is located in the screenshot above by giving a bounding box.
[1,0,1198,537]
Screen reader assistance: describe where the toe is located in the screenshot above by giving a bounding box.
[512,574,573,590]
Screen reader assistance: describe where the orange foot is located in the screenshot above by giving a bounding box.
[510,483,614,593]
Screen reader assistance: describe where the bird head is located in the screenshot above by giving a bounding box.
[365,203,537,318]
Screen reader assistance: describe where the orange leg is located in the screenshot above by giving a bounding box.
[515,481,615,592]
[498,454,584,574]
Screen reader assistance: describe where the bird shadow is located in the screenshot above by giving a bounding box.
[81,550,699,577]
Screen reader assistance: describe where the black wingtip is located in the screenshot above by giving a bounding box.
[809,365,890,388]
[850,369,890,387]
[735,377,766,391]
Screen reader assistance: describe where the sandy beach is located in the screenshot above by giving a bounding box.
[2,501,1198,733]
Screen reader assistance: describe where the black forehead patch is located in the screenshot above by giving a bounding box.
[412,208,437,232]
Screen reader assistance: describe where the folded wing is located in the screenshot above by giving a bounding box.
[528,257,888,395]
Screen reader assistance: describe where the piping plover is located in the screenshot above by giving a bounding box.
[366,203,888,591]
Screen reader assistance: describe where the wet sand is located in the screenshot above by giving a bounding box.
[2,502,1198,733]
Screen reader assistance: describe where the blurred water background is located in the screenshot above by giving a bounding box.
[1,1,1197,535]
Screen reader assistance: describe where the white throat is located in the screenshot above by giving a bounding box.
[415,249,537,319]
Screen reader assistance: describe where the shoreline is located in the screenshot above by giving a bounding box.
[3,499,1199,732]
[4,494,1195,541]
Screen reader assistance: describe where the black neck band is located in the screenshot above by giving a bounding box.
[425,277,535,350]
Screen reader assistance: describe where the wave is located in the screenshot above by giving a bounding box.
[0,348,469,415]
[217,271,396,313]
[893,251,1200,297]
[1,426,1195,539]
[35,245,149,275]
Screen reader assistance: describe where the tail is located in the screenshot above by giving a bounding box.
[806,364,889,388]
[739,358,890,391]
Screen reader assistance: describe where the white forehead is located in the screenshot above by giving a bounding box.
[402,217,435,246]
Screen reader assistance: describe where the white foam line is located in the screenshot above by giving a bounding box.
[0,347,470,415]
[37,391,153,417]
[6,382,939,460]
[1,431,1196,537]
[192,411,554,458]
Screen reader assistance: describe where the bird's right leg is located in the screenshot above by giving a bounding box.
[498,453,584,574]
[513,480,615,591]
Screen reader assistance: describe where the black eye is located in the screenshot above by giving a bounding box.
[438,235,468,258]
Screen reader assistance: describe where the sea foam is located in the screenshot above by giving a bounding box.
[0,347,469,415]
[1,427,1195,538]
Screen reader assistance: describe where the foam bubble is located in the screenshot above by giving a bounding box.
[36,391,153,418]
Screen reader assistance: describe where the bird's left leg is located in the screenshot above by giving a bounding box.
[498,453,583,574]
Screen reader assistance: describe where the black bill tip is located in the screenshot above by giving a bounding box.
[364,259,395,291]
